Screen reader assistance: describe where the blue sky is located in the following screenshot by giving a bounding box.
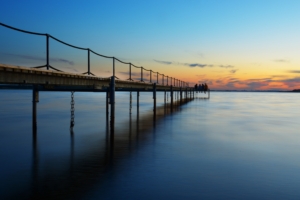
[1,0,300,89]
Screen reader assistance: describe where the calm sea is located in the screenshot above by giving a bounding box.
[0,90,300,200]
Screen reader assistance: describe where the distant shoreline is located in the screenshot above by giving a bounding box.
[210,90,300,92]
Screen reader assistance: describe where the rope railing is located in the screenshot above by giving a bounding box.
[0,22,189,88]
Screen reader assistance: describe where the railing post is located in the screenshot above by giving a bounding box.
[46,34,49,70]
[167,76,168,85]
[113,57,115,78]
[162,74,164,85]
[141,67,143,82]
[150,70,152,83]
[157,72,159,84]
[129,63,132,80]
[88,48,90,75]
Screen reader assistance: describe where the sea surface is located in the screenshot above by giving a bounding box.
[0,90,300,199]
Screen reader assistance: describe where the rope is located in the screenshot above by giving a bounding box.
[0,22,46,36]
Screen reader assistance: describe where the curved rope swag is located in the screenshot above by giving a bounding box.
[0,22,188,87]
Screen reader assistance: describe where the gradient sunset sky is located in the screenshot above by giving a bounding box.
[1,0,300,90]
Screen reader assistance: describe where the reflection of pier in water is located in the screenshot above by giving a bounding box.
[25,97,195,199]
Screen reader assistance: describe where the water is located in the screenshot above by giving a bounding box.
[0,91,300,199]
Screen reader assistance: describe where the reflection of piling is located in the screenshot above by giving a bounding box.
[31,122,38,198]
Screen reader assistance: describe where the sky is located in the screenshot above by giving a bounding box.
[1,0,300,90]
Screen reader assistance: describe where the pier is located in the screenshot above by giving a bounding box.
[0,22,209,134]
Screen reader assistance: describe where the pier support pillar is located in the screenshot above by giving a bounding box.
[153,83,156,117]
[185,88,187,101]
[70,91,75,132]
[32,85,39,132]
[106,90,109,122]
[130,91,132,114]
[109,76,115,133]
[137,90,140,116]
[180,88,182,104]
[170,85,173,111]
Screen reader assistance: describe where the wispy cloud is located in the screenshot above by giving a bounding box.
[274,59,289,63]
[271,75,288,78]
[2,53,75,65]
[185,63,213,68]
[186,63,235,70]
[287,70,300,73]
[219,65,234,68]
[229,69,238,74]
[153,59,172,65]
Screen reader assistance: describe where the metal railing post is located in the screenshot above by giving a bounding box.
[141,67,143,82]
[150,70,152,83]
[129,63,132,80]
[46,34,49,70]
[157,72,159,84]
[113,57,115,78]
[88,48,90,75]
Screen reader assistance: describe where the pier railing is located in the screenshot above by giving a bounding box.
[0,22,189,88]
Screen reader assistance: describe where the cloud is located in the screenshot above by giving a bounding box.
[186,63,235,69]
[229,69,238,74]
[287,70,300,73]
[2,53,74,65]
[219,65,234,68]
[153,59,172,65]
[185,63,213,68]
[274,59,289,63]
[271,75,288,78]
